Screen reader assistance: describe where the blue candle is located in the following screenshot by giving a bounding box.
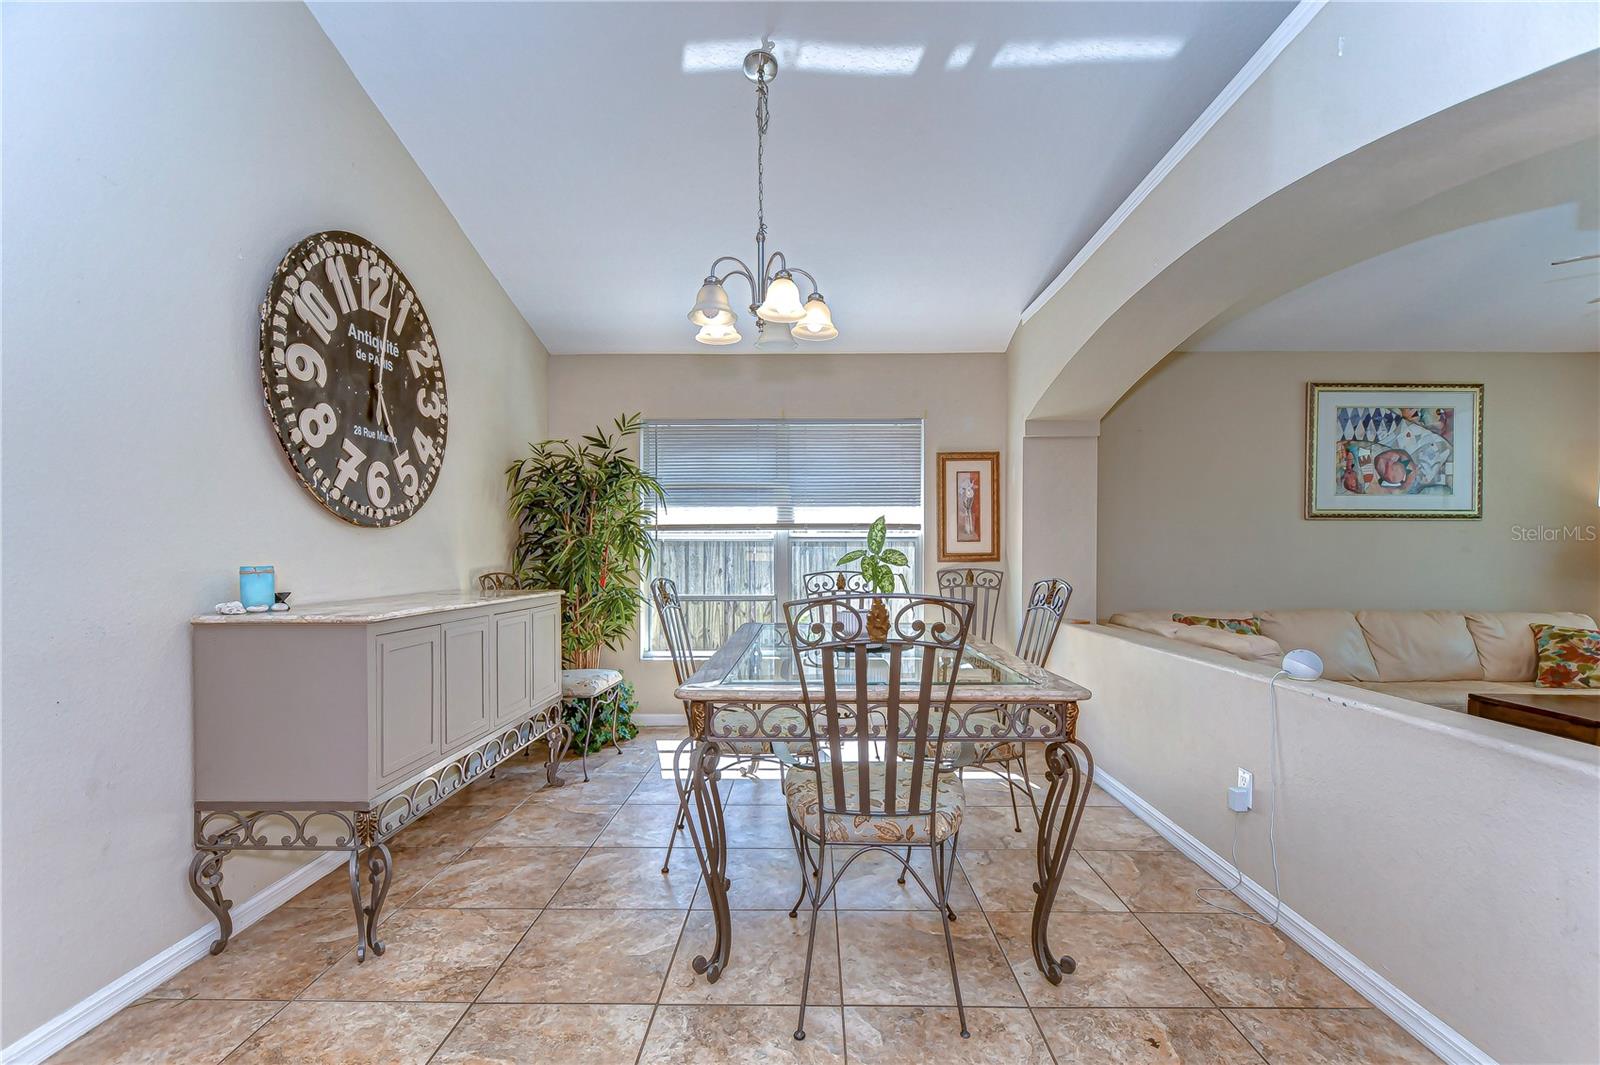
[239,565,276,609]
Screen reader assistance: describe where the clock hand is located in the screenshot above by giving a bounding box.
[371,268,399,449]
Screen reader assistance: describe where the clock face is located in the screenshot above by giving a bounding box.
[259,231,447,527]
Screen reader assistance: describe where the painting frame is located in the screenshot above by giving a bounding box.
[1305,383,1484,520]
[937,451,1001,561]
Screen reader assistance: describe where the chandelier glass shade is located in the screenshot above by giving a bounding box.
[688,281,736,326]
[791,294,838,341]
[694,320,742,345]
[687,47,838,349]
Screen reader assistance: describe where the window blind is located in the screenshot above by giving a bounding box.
[641,419,923,522]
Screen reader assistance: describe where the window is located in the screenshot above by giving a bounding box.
[641,419,923,657]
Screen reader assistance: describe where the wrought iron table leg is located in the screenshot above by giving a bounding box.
[545,715,573,788]
[348,842,393,963]
[676,735,732,982]
[187,849,233,955]
[1032,737,1093,983]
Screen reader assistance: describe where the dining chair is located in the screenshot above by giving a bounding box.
[936,567,1004,643]
[781,592,975,1041]
[649,577,779,874]
[974,577,1073,831]
[476,571,517,593]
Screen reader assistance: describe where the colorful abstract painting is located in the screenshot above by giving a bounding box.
[1307,385,1482,519]
[1333,406,1455,496]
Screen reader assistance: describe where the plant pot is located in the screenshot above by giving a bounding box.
[866,598,890,642]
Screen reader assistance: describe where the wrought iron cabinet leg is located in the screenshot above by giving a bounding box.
[1031,704,1094,984]
[546,716,574,788]
[187,849,234,955]
[347,842,394,962]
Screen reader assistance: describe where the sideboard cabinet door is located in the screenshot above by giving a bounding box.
[375,625,443,784]
[443,615,493,748]
[531,602,561,708]
[494,609,533,725]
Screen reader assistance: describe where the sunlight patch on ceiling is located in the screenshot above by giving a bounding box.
[683,38,925,77]
[991,36,1184,68]
[796,41,924,76]
[682,38,762,73]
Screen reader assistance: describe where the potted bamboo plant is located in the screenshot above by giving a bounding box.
[506,413,662,749]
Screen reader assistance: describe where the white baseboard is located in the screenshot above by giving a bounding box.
[1094,769,1494,1065]
[1,851,345,1065]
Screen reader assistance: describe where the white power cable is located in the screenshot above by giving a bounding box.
[1196,668,1287,927]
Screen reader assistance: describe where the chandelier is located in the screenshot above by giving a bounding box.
[687,46,838,349]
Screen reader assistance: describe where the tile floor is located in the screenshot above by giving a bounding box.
[53,728,1439,1064]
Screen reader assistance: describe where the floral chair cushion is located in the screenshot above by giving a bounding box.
[783,764,963,844]
[561,668,625,700]
[1531,624,1600,688]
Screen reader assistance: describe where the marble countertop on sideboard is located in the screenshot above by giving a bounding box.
[192,588,562,624]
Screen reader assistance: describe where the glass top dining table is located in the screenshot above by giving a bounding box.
[669,621,1096,989]
[675,622,1091,742]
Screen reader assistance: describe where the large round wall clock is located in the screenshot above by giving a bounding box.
[259,231,447,527]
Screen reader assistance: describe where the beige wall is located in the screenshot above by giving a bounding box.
[1055,624,1600,1064]
[0,3,547,1043]
[546,351,1008,713]
[1098,350,1600,617]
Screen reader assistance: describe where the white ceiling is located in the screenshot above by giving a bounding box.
[1184,141,1600,354]
[312,1,1292,354]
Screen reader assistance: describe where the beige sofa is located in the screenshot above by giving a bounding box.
[1107,608,1598,712]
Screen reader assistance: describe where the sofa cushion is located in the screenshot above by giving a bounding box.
[1355,611,1483,682]
[1256,610,1379,682]
[1467,612,1598,681]
[1174,613,1264,636]
[1109,611,1255,636]
[1166,625,1284,665]
[1532,624,1600,688]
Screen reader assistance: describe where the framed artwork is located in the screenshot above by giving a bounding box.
[1305,383,1483,519]
[937,451,1000,561]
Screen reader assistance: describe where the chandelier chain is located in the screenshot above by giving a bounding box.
[755,72,769,241]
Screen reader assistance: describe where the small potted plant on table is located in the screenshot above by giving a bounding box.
[834,516,910,642]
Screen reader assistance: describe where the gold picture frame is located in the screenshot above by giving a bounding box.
[937,451,1001,561]
[1305,383,1484,519]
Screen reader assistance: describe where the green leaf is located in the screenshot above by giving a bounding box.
[867,516,886,554]
[879,548,908,567]
[835,549,866,565]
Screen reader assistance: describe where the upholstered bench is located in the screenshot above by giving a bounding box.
[561,668,626,780]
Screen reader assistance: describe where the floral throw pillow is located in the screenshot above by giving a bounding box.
[1173,613,1263,636]
[1531,624,1600,688]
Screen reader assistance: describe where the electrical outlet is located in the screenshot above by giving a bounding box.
[1227,768,1254,812]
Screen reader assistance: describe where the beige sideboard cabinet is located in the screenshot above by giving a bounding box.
[190,589,564,961]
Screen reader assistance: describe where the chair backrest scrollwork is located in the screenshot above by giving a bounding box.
[649,577,699,689]
[1015,577,1072,666]
[801,570,872,598]
[936,567,1003,643]
[782,594,973,838]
